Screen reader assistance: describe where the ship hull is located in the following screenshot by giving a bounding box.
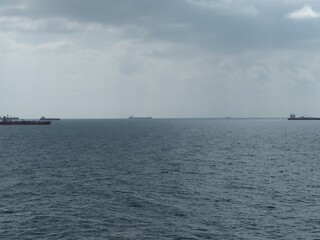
[0,121,51,125]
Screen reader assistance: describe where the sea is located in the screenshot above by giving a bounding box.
[0,119,320,239]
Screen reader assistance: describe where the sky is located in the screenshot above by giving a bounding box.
[1,0,320,118]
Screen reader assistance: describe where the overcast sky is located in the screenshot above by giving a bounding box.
[1,0,320,118]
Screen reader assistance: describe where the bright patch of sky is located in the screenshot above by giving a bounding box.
[289,4,320,19]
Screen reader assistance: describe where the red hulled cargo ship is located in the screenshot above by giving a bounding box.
[0,115,51,125]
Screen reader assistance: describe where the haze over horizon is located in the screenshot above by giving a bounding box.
[1,0,320,118]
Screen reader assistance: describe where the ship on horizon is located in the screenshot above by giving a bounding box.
[0,115,51,125]
[288,113,320,120]
[129,115,152,119]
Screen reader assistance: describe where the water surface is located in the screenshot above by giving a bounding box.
[0,119,319,239]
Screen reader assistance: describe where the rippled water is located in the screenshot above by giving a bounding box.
[1,119,320,239]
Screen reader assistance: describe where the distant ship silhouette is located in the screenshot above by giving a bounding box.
[129,115,152,119]
[288,113,320,120]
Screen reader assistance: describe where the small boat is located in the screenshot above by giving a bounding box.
[288,113,320,120]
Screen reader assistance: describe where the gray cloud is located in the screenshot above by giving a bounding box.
[1,0,320,50]
[0,0,320,118]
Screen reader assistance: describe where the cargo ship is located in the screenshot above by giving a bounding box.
[288,113,320,120]
[0,116,51,125]
[129,115,152,119]
[40,116,60,121]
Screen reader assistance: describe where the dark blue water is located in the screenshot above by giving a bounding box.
[1,119,320,239]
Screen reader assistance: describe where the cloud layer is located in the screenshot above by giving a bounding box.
[0,0,320,118]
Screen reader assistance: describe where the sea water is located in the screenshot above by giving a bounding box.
[0,119,320,239]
